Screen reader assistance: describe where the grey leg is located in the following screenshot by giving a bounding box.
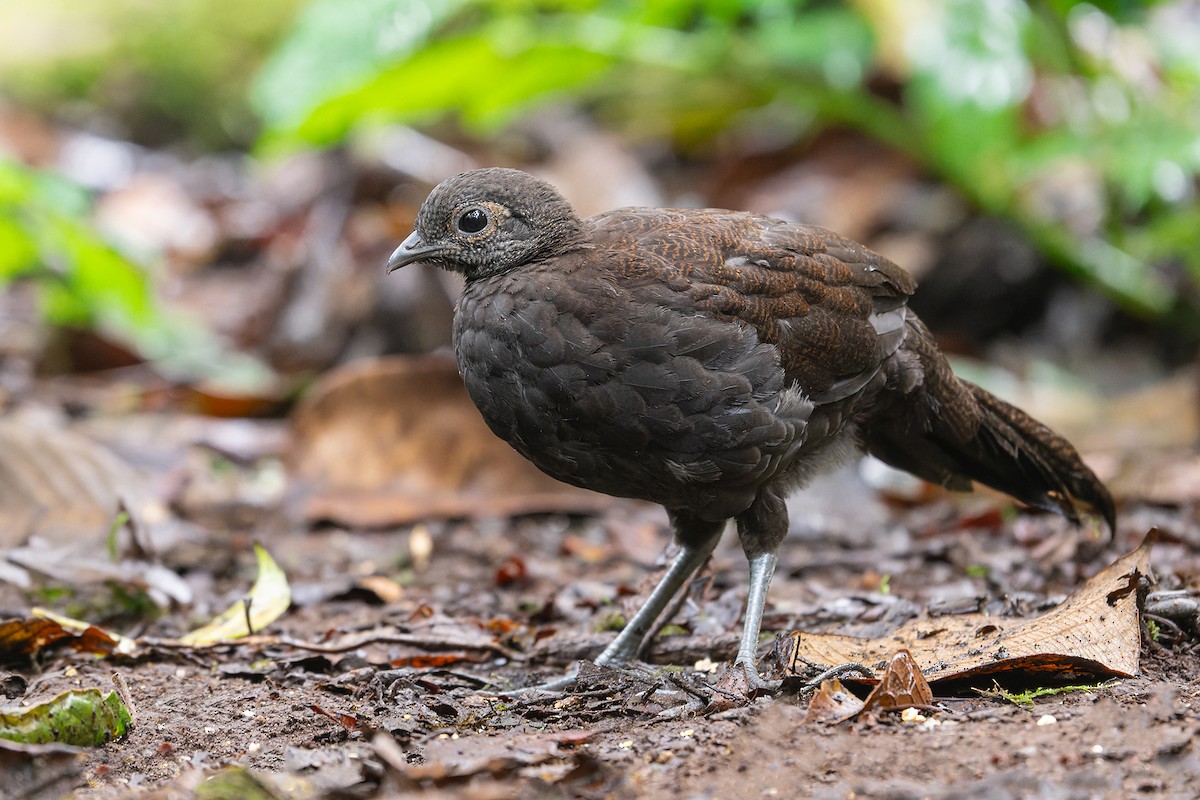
[734,551,778,673]
[732,486,788,690]
[595,532,721,666]
[502,515,723,695]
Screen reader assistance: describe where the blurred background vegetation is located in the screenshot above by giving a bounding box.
[1,0,1198,398]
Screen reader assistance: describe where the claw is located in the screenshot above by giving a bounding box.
[706,660,780,712]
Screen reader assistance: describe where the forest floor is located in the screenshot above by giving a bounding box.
[6,422,1199,800]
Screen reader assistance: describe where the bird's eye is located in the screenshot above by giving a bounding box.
[456,208,489,234]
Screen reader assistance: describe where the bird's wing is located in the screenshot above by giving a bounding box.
[594,209,916,400]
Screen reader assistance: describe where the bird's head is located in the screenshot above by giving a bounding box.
[387,168,587,279]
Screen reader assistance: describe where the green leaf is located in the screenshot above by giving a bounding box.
[196,765,282,800]
[0,159,278,386]
[0,216,39,278]
[748,5,873,88]
[252,0,469,133]
[905,0,1033,110]
[1025,224,1175,316]
[274,30,611,148]
[180,545,291,645]
[0,159,157,333]
[0,687,133,747]
[907,77,1022,209]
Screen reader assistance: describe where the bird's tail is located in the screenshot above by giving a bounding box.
[863,316,1116,533]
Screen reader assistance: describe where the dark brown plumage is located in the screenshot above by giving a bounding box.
[388,167,1115,692]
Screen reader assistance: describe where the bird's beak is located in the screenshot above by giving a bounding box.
[386,231,443,273]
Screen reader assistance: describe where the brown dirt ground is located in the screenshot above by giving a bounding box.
[5,472,1200,800]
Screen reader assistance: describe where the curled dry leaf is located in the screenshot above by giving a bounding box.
[289,354,613,526]
[782,532,1155,687]
[0,618,76,664]
[30,609,137,656]
[706,662,756,713]
[354,575,404,604]
[804,678,866,724]
[309,705,364,734]
[860,648,933,713]
[0,612,136,666]
[180,545,291,646]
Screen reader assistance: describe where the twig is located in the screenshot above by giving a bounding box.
[242,596,255,636]
[140,631,521,660]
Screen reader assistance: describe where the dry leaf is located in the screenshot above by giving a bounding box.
[1067,370,1198,454]
[860,649,933,712]
[0,417,168,551]
[782,532,1154,687]
[1020,370,1199,504]
[180,545,291,645]
[389,653,482,668]
[406,731,593,780]
[1105,451,1200,506]
[289,354,612,526]
[0,616,122,664]
[0,416,189,605]
[0,736,86,800]
[310,705,364,733]
[30,609,136,656]
[0,618,74,663]
[803,678,865,724]
[354,575,404,604]
[706,663,756,713]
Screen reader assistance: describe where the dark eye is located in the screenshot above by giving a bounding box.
[457,208,488,234]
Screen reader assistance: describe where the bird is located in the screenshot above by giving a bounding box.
[387,167,1116,695]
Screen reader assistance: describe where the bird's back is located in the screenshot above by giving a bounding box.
[587,208,915,394]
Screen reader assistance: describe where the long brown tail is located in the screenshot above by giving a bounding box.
[863,316,1116,533]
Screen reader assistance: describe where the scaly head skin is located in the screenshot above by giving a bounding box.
[387,168,588,280]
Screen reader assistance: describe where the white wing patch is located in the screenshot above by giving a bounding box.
[665,458,724,483]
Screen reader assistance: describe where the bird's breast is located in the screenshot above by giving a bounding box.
[449,269,842,516]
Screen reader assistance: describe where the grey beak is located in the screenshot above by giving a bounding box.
[386,231,443,273]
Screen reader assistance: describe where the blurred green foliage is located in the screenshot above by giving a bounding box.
[255,0,1200,328]
[253,0,878,148]
[0,0,303,149]
[0,159,273,387]
[0,159,157,338]
[1,0,1197,346]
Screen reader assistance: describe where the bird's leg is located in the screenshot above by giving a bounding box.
[734,551,778,677]
[730,486,788,692]
[504,514,722,695]
[596,514,723,667]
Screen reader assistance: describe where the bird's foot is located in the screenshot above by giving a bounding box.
[498,669,579,697]
[705,660,780,713]
[496,659,626,697]
[496,659,692,705]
